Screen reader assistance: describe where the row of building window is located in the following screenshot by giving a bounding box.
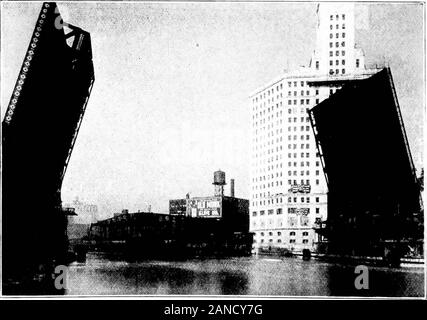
[286,144,312,149]
[329,69,346,75]
[254,168,319,182]
[329,32,346,39]
[253,115,312,127]
[287,99,320,106]
[253,178,320,189]
[253,108,284,118]
[253,146,319,160]
[288,197,320,203]
[254,124,283,133]
[329,50,345,57]
[255,126,311,136]
[253,123,303,134]
[252,196,321,204]
[253,95,283,108]
[287,116,311,123]
[252,207,320,216]
[330,23,345,30]
[288,152,314,158]
[288,134,311,141]
[252,198,321,207]
[254,135,284,143]
[330,14,345,20]
[252,99,310,116]
[253,196,321,203]
[253,161,284,171]
[287,90,314,97]
[253,151,284,160]
[253,181,321,194]
[252,216,311,228]
[255,179,319,186]
[253,148,284,156]
[287,99,311,105]
[256,85,284,100]
[330,59,346,66]
[253,154,284,165]
[252,80,315,104]
[289,170,320,176]
[255,239,310,244]
[287,125,314,132]
[253,101,284,112]
[253,105,311,123]
[254,149,314,161]
[252,79,328,105]
[329,41,345,48]
[314,58,360,78]
[259,231,309,237]
[287,160,320,167]
[288,81,307,87]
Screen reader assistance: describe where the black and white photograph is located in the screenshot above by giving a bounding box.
[0,0,425,300]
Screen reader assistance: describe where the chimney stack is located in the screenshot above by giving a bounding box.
[230,179,235,197]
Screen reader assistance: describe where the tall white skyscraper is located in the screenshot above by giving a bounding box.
[249,3,378,252]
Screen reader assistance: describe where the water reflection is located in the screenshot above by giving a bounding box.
[325,263,425,297]
[67,253,424,297]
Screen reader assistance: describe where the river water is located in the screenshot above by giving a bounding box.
[66,252,424,297]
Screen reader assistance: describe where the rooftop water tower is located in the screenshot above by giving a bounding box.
[213,170,226,197]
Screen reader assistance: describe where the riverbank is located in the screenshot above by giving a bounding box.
[254,249,424,268]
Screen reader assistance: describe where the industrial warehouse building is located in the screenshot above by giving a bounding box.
[169,170,249,233]
[90,171,252,258]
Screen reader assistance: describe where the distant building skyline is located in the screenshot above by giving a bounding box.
[2,2,423,218]
[64,197,98,225]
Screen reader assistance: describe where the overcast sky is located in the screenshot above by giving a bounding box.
[1,2,424,218]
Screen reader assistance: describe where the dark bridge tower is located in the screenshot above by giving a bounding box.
[308,68,422,261]
[2,2,95,294]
